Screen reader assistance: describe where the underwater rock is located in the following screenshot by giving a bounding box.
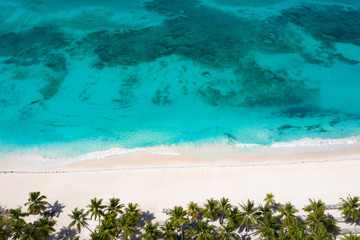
[262,70,276,80]
[333,54,359,65]
[30,100,41,105]
[144,0,200,16]
[278,124,300,131]
[262,32,278,45]
[280,5,360,46]
[94,46,117,63]
[0,27,69,64]
[152,87,172,105]
[224,132,237,141]
[202,72,211,78]
[39,75,65,100]
[197,86,224,106]
[306,124,321,130]
[44,54,67,72]
[276,105,333,118]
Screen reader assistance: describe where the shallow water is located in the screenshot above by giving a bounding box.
[0,0,360,159]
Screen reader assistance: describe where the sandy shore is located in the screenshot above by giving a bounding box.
[1,145,360,238]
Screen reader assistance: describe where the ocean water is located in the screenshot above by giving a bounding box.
[1,0,360,161]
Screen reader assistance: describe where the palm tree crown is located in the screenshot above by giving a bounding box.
[217,222,238,240]
[257,215,281,240]
[87,198,105,225]
[303,199,327,213]
[106,198,124,215]
[239,199,258,232]
[187,201,201,222]
[141,221,162,240]
[264,193,276,206]
[8,208,28,222]
[277,202,298,227]
[24,192,48,215]
[36,216,56,239]
[68,207,92,234]
[161,221,178,240]
[218,197,232,224]
[191,220,215,240]
[124,203,141,225]
[340,232,360,240]
[168,206,189,229]
[202,198,219,222]
[339,195,360,224]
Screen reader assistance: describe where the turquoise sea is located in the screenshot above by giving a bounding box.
[1,0,360,161]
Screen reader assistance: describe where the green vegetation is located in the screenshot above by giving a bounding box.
[0,192,359,239]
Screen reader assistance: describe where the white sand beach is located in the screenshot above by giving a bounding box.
[1,144,360,238]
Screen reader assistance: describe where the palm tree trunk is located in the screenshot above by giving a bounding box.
[85,225,94,234]
[180,224,184,240]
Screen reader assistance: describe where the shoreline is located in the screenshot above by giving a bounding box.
[1,156,359,238]
[1,140,359,238]
[1,136,360,171]
[0,136,360,172]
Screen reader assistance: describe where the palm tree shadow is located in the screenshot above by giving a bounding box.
[43,200,65,218]
[237,226,253,240]
[132,211,155,240]
[138,210,155,226]
[47,227,77,240]
[240,235,251,240]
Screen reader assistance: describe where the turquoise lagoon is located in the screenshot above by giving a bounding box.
[0,0,360,161]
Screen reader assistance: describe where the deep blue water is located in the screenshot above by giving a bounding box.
[1,0,360,158]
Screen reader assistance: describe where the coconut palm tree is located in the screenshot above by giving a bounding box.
[36,216,56,239]
[340,232,360,240]
[140,221,162,240]
[68,207,93,234]
[287,217,306,238]
[0,210,10,239]
[264,193,276,206]
[257,215,280,240]
[97,213,121,239]
[21,223,39,240]
[294,231,311,240]
[187,202,201,223]
[339,195,360,228]
[168,206,189,229]
[190,220,215,240]
[119,215,136,240]
[218,198,232,224]
[161,221,178,240]
[168,206,189,240]
[303,199,327,213]
[202,198,219,222]
[278,229,290,240]
[217,222,238,240]
[9,219,25,239]
[239,199,258,233]
[8,208,28,222]
[0,221,11,240]
[305,209,329,235]
[24,192,48,215]
[327,219,340,237]
[277,202,298,227]
[88,198,105,226]
[105,198,124,216]
[309,227,332,240]
[124,203,141,225]
[257,203,273,220]
[90,230,112,240]
[227,206,242,229]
